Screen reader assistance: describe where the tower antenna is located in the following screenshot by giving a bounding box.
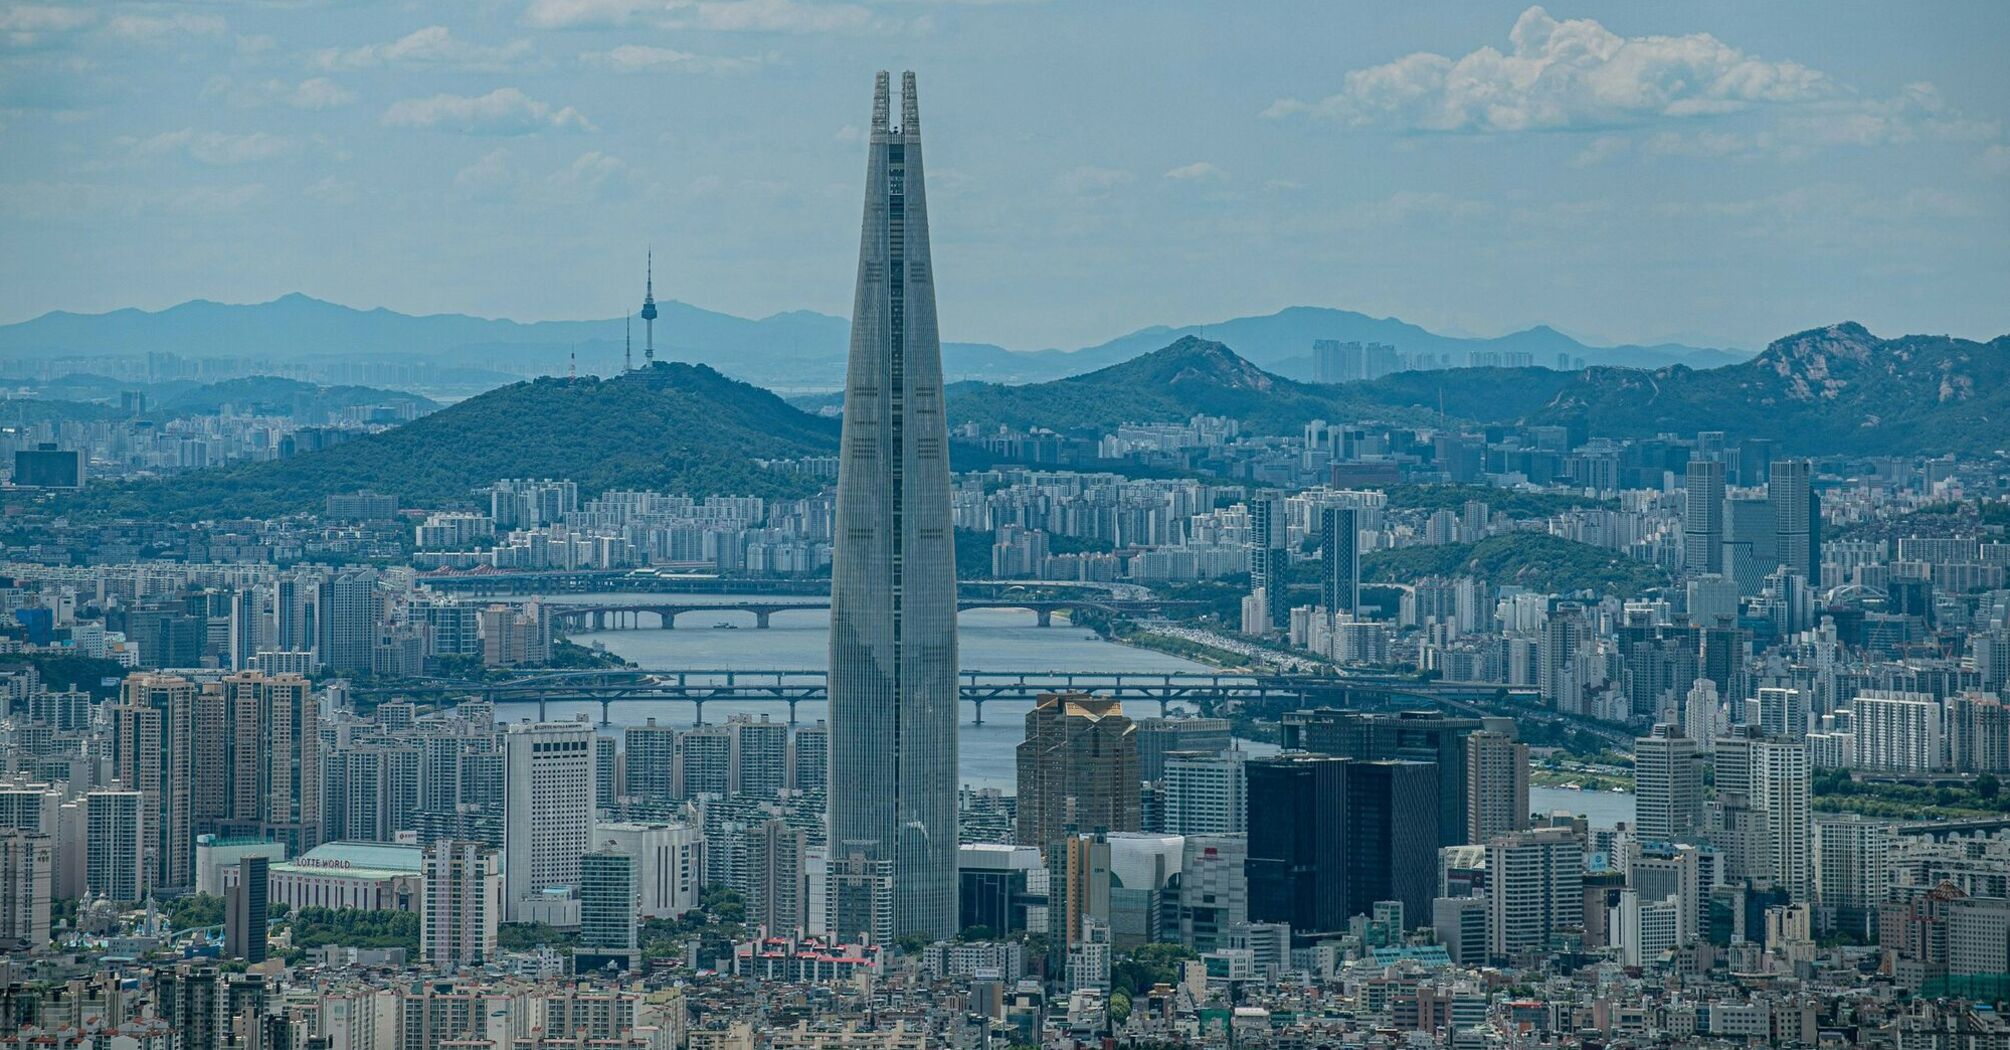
[640,249,658,365]
[624,315,633,374]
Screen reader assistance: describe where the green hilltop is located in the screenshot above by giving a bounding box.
[66,363,839,520]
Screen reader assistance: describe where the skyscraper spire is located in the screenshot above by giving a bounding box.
[827,70,959,943]
[640,249,658,366]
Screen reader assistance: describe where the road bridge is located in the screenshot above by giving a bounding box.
[363,667,1579,732]
[543,598,1194,631]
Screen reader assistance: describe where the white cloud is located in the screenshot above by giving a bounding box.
[123,128,299,165]
[1,3,93,45]
[1782,82,1999,147]
[199,76,358,112]
[664,0,881,34]
[524,0,651,28]
[107,12,227,40]
[1164,161,1226,182]
[453,148,517,195]
[581,44,769,74]
[1057,165,1132,195]
[451,148,630,204]
[1266,5,1828,133]
[383,88,592,134]
[1,177,269,219]
[285,77,356,110]
[544,150,627,201]
[1982,144,2010,176]
[302,175,357,206]
[319,26,536,72]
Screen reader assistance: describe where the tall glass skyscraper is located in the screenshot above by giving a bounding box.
[827,71,959,941]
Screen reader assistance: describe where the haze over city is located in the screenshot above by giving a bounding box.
[4,6,2010,1050]
[4,2,2009,349]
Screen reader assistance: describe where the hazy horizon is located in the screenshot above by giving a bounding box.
[5,2,2007,350]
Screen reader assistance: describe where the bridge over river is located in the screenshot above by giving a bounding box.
[544,597,1197,631]
[353,668,1614,739]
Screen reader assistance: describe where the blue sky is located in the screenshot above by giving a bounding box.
[3,1,2006,350]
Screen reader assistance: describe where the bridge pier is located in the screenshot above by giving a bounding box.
[756,611,772,629]
[692,699,706,726]
[537,697,549,721]
[786,699,799,725]
[1036,609,1052,628]
[661,610,676,630]
[592,611,604,631]
[1158,698,1170,718]
[971,699,984,726]
[599,698,612,726]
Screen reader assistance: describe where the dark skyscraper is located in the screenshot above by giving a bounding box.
[1248,492,1290,630]
[1281,708,1481,847]
[827,71,959,941]
[1318,505,1359,615]
[224,856,268,963]
[1683,457,1725,575]
[1246,755,1436,943]
[1771,457,1820,586]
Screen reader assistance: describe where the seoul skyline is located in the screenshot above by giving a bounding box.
[3,3,2008,352]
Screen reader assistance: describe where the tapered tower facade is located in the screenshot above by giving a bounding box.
[827,71,959,941]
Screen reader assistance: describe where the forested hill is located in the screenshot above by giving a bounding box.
[66,363,840,520]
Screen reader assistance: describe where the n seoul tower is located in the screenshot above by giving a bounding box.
[639,250,658,366]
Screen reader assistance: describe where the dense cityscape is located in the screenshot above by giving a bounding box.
[5,6,2010,1050]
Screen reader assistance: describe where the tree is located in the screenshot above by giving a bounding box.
[1109,988,1133,1026]
[1977,773,2001,801]
[1112,942,1197,997]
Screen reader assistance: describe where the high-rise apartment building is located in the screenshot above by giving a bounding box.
[111,673,198,893]
[1851,690,1943,773]
[0,830,52,948]
[728,715,789,798]
[213,671,321,853]
[1813,814,1894,939]
[1135,717,1232,783]
[577,849,639,972]
[596,821,702,920]
[825,70,961,942]
[1015,693,1139,849]
[317,569,379,674]
[421,840,502,972]
[502,721,596,921]
[1635,723,1705,843]
[85,789,145,902]
[1464,730,1530,844]
[1486,827,1585,960]
[1161,750,1247,836]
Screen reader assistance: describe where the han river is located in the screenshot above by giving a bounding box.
[494,594,1634,828]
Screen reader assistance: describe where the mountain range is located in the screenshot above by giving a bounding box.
[0,294,1749,393]
[947,324,2010,457]
[49,320,2004,522]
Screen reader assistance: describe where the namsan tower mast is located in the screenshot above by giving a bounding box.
[639,250,658,366]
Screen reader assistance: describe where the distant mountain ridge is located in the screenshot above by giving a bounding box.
[945,324,2009,457]
[0,294,1748,390]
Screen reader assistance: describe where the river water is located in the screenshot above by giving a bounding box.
[497,593,1636,826]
